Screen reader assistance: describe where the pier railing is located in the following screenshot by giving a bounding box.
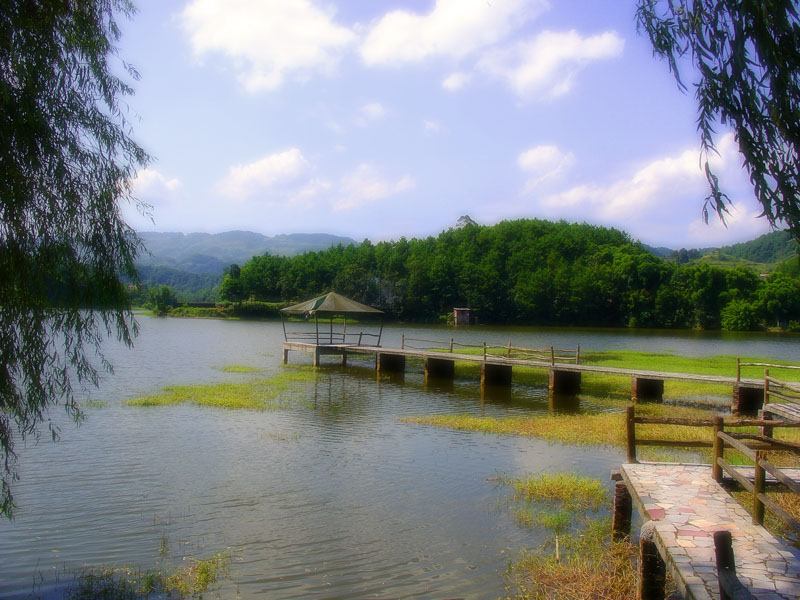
[736,358,800,381]
[625,405,800,536]
[400,336,580,364]
[283,330,382,347]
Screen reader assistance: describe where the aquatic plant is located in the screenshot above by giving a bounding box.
[215,364,262,373]
[124,371,316,410]
[501,474,672,600]
[65,552,230,600]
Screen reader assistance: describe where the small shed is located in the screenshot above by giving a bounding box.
[280,292,384,346]
[453,307,476,326]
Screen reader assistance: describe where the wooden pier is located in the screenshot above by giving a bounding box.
[615,403,800,599]
[281,337,767,410]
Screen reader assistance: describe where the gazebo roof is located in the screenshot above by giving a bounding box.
[280,292,383,316]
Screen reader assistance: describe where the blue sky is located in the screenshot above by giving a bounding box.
[118,0,774,249]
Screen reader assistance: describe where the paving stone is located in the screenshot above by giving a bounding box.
[621,463,800,600]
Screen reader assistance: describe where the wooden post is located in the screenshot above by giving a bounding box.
[612,481,632,541]
[507,340,511,358]
[401,333,405,349]
[358,331,363,346]
[626,405,637,464]
[550,346,555,365]
[762,369,773,439]
[449,337,454,352]
[714,530,735,600]
[753,450,765,526]
[282,348,289,364]
[576,344,580,365]
[638,521,666,600]
[714,530,754,600]
[736,357,741,382]
[341,349,347,367]
[712,416,724,483]
[483,341,487,360]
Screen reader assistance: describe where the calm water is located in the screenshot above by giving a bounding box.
[0,318,798,599]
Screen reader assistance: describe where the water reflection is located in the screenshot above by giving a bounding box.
[1,317,795,598]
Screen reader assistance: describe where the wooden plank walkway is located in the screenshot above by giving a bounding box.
[282,341,763,388]
[620,463,800,599]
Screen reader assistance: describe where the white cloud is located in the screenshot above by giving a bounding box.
[442,71,471,92]
[513,133,772,246]
[334,164,415,210]
[180,0,355,92]
[518,144,574,191]
[686,204,772,247]
[133,168,182,196]
[217,148,308,200]
[356,102,388,126]
[360,0,544,66]
[541,146,703,219]
[479,30,624,98]
[424,119,443,133]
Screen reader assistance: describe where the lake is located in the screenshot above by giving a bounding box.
[1,317,798,598]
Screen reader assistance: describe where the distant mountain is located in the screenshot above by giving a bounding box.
[137,230,357,274]
[717,230,797,264]
[641,243,673,258]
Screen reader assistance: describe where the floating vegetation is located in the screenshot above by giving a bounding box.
[65,552,230,600]
[500,473,676,600]
[215,364,262,373]
[501,472,608,534]
[124,371,316,410]
[404,400,742,462]
[79,400,109,408]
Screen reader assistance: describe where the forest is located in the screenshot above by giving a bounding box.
[215,219,800,331]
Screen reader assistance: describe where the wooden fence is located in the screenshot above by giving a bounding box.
[400,336,580,364]
[625,402,800,534]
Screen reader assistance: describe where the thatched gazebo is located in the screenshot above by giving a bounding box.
[280,291,384,347]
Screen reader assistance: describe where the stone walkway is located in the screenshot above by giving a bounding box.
[620,463,800,600]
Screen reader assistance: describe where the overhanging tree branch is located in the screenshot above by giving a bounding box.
[637,0,800,241]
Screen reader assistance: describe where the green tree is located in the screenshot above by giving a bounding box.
[219,263,243,303]
[148,285,177,315]
[757,273,800,327]
[0,0,148,516]
[721,299,762,331]
[637,0,800,239]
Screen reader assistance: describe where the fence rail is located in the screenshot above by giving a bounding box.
[283,330,382,347]
[625,404,800,536]
[736,358,800,381]
[400,336,580,364]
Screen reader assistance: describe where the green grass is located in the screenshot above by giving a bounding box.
[499,474,673,600]
[124,371,315,410]
[79,400,109,408]
[439,349,798,401]
[502,472,608,534]
[215,364,262,373]
[66,552,230,600]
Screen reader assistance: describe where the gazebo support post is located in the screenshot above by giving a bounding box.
[315,315,319,345]
[377,321,384,347]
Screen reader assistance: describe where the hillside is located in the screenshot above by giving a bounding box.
[226,218,800,330]
[137,230,357,274]
[134,230,356,301]
[717,230,797,264]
